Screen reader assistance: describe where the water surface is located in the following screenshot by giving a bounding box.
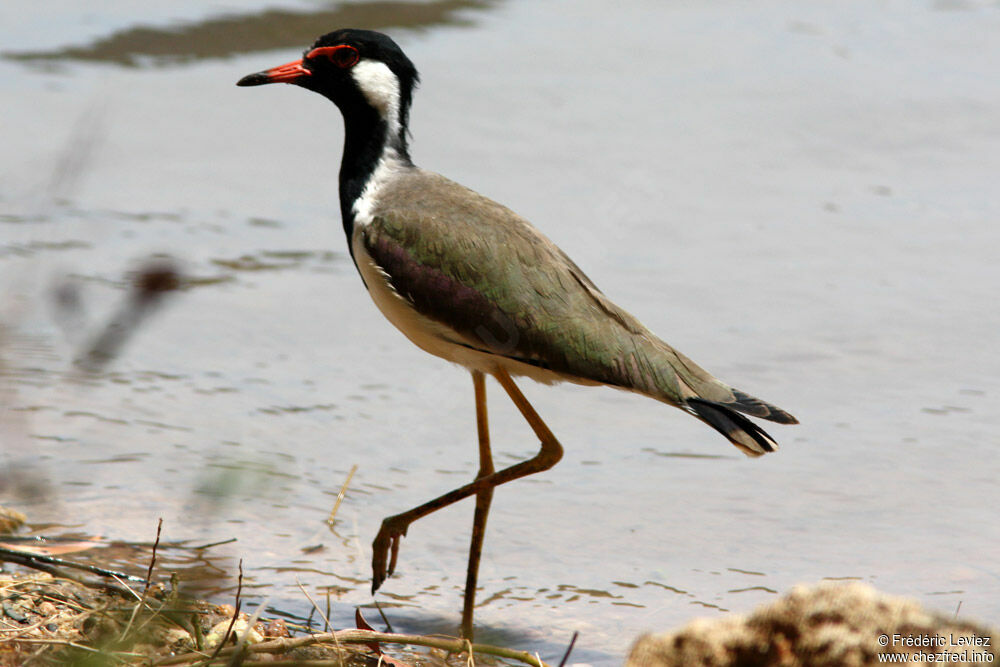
[2,1,999,663]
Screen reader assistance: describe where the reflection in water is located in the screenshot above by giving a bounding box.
[641,446,731,460]
[728,585,778,594]
[3,0,500,66]
[4,529,237,598]
[211,249,342,273]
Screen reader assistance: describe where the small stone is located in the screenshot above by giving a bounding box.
[2,600,29,623]
[0,507,27,533]
[204,618,264,649]
[265,618,290,638]
[36,601,58,617]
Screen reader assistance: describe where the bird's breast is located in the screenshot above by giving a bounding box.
[351,229,478,366]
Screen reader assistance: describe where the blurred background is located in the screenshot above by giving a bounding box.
[1,1,998,664]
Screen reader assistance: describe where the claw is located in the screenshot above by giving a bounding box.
[371,519,407,595]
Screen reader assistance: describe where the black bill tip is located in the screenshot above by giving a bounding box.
[237,59,309,87]
[237,71,271,87]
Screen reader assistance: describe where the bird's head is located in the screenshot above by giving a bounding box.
[238,29,419,136]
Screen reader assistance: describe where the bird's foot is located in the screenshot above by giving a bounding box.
[371,517,407,594]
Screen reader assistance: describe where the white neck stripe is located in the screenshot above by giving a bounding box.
[351,59,402,135]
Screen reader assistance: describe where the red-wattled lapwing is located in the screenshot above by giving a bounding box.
[238,29,797,639]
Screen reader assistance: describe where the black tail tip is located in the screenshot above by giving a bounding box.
[687,398,780,457]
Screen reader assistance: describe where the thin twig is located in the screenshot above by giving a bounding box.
[4,636,139,656]
[36,591,89,613]
[374,601,394,634]
[0,546,146,582]
[189,538,237,550]
[155,630,552,667]
[557,631,579,667]
[143,519,163,598]
[234,661,364,667]
[122,518,163,638]
[205,559,243,664]
[325,589,331,633]
[326,464,358,526]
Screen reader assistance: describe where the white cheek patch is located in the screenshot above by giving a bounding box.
[351,59,401,130]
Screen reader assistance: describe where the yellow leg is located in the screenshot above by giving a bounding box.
[461,370,494,639]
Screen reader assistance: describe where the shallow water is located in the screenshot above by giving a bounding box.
[2,1,999,663]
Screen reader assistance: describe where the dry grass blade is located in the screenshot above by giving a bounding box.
[463,639,474,667]
[0,616,53,642]
[326,464,358,526]
[296,578,345,667]
[4,637,122,655]
[225,596,269,667]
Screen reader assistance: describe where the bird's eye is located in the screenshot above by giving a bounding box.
[307,45,360,69]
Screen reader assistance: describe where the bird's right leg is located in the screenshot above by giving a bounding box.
[371,366,563,595]
[461,369,494,639]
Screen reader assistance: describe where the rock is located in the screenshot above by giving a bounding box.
[0,507,27,533]
[627,582,998,667]
[133,626,194,658]
[204,618,264,649]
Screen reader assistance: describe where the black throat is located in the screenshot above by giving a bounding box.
[335,96,412,246]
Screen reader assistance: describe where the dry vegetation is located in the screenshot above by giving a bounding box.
[0,516,553,667]
[0,568,553,667]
